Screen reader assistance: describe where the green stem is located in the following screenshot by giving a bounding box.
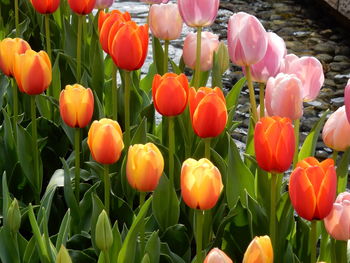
[103,250,110,263]
[124,70,131,150]
[310,220,317,263]
[168,116,175,188]
[112,65,118,120]
[293,119,300,168]
[259,83,265,118]
[104,164,110,215]
[15,0,19,37]
[12,232,20,260]
[12,79,18,140]
[331,238,337,263]
[193,26,202,88]
[74,128,80,201]
[45,14,53,119]
[332,150,338,162]
[139,192,146,253]
[195,210,204,263]
[164,40,169,74]
[244,66,258,122]
[31,96,40,201]
[77,15,83,83]
[319,222,329,261]
[270,173,277,253]
[335,240,347,263]
[204,138,211,160]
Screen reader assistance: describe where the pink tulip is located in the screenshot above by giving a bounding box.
[149,3,183,41]
[257,104,269,120]
[279,53,299,73]
[178,0,219,27]
[204,248,233,263]
[94,0,113,9]
[345,79,350,124]
[247,32,286,83]
[324,192,350,241]
[140,0,169,4]
[322,106,350,152]
[183,32,219,72]
[227,12,268,67]
[265,73,303,120]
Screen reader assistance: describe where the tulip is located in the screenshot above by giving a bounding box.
[183,32,220,72]
[265,73,303,120]
[345,79,350,124]
[149,3,183,41]
[94,0,113,9]
[322,106,350,152]
[243,236,273,263]
[87,118,124,164]
[152,73,189,116]
[13,49,52,95]
[68,0,96,15]
[254,116,295,173]
[324,192,350,240]
[279,53,299,73]
[178,0,219,27]
[0,38,31,77]
[227,12,268,67]
[289,157,337,220]
[204,248,233,263]
[56,246,72,263]
[140,0,169,3]
[7,199,21,233]
[30,0,60,14]
[59,84,94,128]
[126,143,164,192]
[95,210,113,252]
[189,87,227,138]
[110,21,148,71]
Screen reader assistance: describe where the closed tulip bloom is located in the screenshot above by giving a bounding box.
[243,236,273,263]
[279,53,299,74]
[30,0,60,14]
[324,192,350,241]
[183,32,220,72]
[181,158,223,210]
[126,143,164,192]
[87,118,124,164]
[68,0,96,15]
[59,84,94,128]
[265,73,303,120]
[13,50,51,95]
[149,3,183,41]
[289,157,337,221]
[189,87,227,138]
[94,0,113,9]
[110,21,148,71]
[178,0,219,27]
[345,79,350,123]
[254,116,295,173]
[228,12,268,67]
[0,38,31,77]
[152,73,189,116]
[204,248,233,263]
[322,106,350,152]
[140,0,169,4]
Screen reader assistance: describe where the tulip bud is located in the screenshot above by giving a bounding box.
[126,143,164,192]
[178,0,219,27]
[204,248,233,263]
[94,0,113,9]
[68,0,96,15]
[31,0,60,14]
[7,198,21,233]
[140,0,169,3]
[214,42,230,75]
[345,79,350,124]
[243,236,273,263]
[95,210,113,251]
[56,245,72,263]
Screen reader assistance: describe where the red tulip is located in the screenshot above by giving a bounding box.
[31,0,60,14]
[68,0,96,15]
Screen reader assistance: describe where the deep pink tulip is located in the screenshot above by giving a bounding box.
[140,0,169,3]
[94,0,113,9]
[265,73,303,120]
[322,106,350,152]
[178,0,219,27]
[227,12,268,67]
[204,248,233,263]
[345,79,350,124]
[183,31,219,72]
[324,192,350,241]
[149,3,183,41]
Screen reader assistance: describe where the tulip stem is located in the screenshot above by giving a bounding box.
[104,164,110,215]
[193,26,202,89]
[77,15,83,83]
[45,14,53,119]
[270,173,277,254]
[204,138,211,160]
[74,128,80,201]
[124,70,131,150]
[259,83,265,118]
[164,40,169,74]
[195,209,204,263]
[332,150,338,162]
[244,66,258,123]
[334,240,347,263]
[15,0,19,37]
[168,116,175,187]
[310,220,317,263]
[139,192,146,253]
[319,222,329,261]
[103,250,110,263]
[31,95,40,202]
[112,65,118,120]
[12,79,18,140]
[292,119,300,168]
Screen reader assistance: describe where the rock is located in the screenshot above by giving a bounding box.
[335,46,350,56]
[329,62,350,72]
[316,54,333,63]
[333,55,350,62]
[330,97,344,107]
[319,29,333,37]
[314,43,336,55]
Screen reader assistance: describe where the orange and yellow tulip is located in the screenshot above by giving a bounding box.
[254,116,295,173]
[30,0,60,14]
[189,87,227,138]
[152,73,189,116]
[59,84,94,128]
[87,118,124,164]
[181,158,223,210]
[289,157,337,220]
[243,236,273,263]
[13,50,52,95]
[68,0,96,15]
[126,143,164,192]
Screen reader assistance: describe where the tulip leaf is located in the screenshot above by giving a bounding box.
[141,254,151,263]
[0,227,21,263]
[160,243,186,263]
[140,63,157,94]
[91,193,105,254]
[144,231,160,263]
[37,186,57,227]
[161,225,190,259]
[131,117,147,145]
[120,154,136,205]
[246,191,268,239]
[294,217,311,262]
[226,77,246,111]
[90,28,104,102]
[109,221,122,263]
[23,236,39,263]
[52,54,62,101]
[152,36,164,75]
[56,209,71,251]
[336,148,350,194]
[2,172,10,227]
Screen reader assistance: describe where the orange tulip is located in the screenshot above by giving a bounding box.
[0,38,31,77]
[126,143,164,192]
[68,0,96,15]
[59,84,94,128]
[243,236,273,263]
[289,157,337,220]
[110,21,148,71]
[254,116,295,173]
[181,158,223,210]
[87,118,124,164]
[189,87,227,138]
[30,0,60,14]
[152,73,189,116]
[204,248,233,263]
[13,50,52,95]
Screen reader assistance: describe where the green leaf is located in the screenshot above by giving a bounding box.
[2,109,18,178]
[131,117,147,145]
[23,236,39,263]
[52,54,62,101]
[152,36,164,74]
[141,254,150,263]
[0,228,20,263]
[2,172,10,227]
[37,187,57,227]
[110,221,122,263]
[140,63,157,93]
[160,242,186,263]
[161,225,190,258]
[246,191,268,239]
[226,77,246,111]
[90,29,104,102]
[336,148,350,193]
[144,231,160,263]
[91,193,105,254]
[56,209,71,251]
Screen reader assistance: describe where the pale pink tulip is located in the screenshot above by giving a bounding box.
[149,3,183,41]
[257,104,269,120]
[324,192,350,241]
[227,12,268,67]
[204,248,233,263]
[183,32,219,72]
[345,79,350,124]
[94,0,113,9]
[178,0,219,27]
[279,53,299,73]
[322,106,350,152]
[265,73,303,120]
[140,0,169,4]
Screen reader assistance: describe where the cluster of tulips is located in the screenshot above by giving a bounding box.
[1,0,350,262]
